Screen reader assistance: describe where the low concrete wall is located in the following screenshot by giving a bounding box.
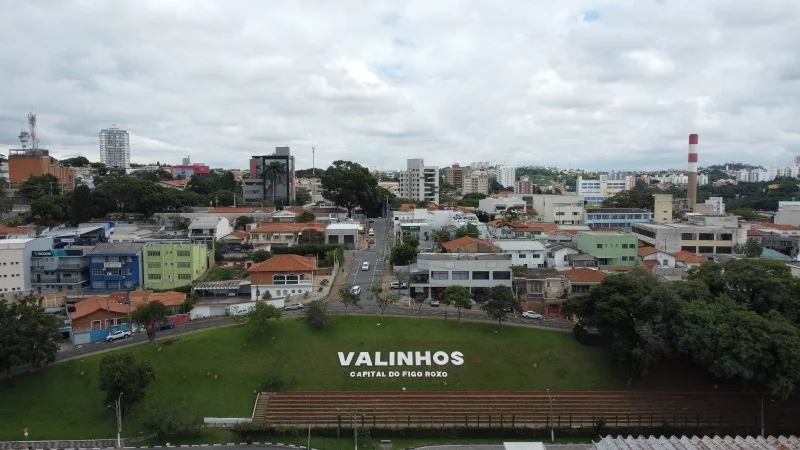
[0,439,118,449]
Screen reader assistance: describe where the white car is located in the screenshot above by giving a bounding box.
[390,281,408,289]
[284,303,305,311]
[351,285,362,296]
[361,261,370,271]
[105,330,132,342]
[368,229,375,236]
[522,311,544,320]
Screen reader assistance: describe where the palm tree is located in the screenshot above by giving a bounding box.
[260,161,287,209]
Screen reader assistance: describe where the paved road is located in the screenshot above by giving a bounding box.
[347,218,391,306]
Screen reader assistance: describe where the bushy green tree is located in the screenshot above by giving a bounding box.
[443,285,471,323]
[234,302,282,333]
[481,285,520,327]
[305,300,328,330]
[339,285,362,314]
[131,301,171,344]
[98,352,155,414]
[0,295,60,378]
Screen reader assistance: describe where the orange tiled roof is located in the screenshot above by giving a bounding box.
[747,229,762,237]
[160,179,188,188]
[488,220,559,233]
[750,222,800,231]
[0,224,32,235]
[248,254,318,273]
[249,222,326,234]
[440,236,500,252]
[638,247,658,257]
[673,250,706,264]
[563,268,607,283]
[232,230,247,240]
[69,291,187,320]
[285,206,309,215]
[209,207,276,214]
[399,203,416,212]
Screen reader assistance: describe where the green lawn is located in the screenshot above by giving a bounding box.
[0,316,626,440]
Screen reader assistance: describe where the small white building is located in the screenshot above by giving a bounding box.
[638,247,676,268]
[0,238,52,299]
[325,222,360,249]
[494,239,547,268]
[477,197,527,215]
[546,243,580,268]
[188,216,234,249]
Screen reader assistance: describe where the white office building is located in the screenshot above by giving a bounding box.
[99,125,130,169]
[398,158,439,204]
[496,166,516,188]
[576,175,633,206]
[0,238,52,300]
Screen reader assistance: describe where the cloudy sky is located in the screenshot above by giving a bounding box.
[1,0,799,172]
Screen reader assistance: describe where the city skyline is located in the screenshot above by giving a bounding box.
[0,1,799,171]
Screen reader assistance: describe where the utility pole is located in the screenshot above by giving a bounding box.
[312,147,316,176]
[546,388,554,443]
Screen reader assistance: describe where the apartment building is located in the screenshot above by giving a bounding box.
[409,253,513,303]
[87,243,145,292]
[586,208,653,230]
[496,166,516,188]
[514,177,535,195]
[444,164,470,193]
[463,171,489,195]
[398,158,439,204]
[243,147,296,206]
[632,215,747,254]
[142,243,209,290]
[188,216,234,249]
[527,194,586,225]
[493,240,547,268]
[0,238,52,299]
[576,232,639,266]
[99,125,131,169]
[576,175,632,206]
[477,197,527,215]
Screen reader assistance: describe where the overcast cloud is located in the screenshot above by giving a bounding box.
[1,0,799,171]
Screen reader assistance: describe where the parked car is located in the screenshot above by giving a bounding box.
[368,229,375,236]
[361,261,370,271]
[390,280,408,289]
[105,330,131,342]
[430,299,440,307]
[522,311,544,320]
[156,321,175,331]
[284,303,305,311]
[351,285,362,296]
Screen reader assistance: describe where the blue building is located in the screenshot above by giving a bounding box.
[586,208,654,230]
[88,242,144,292]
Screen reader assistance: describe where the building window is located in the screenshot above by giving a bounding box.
[178,274,192,280]
[698,246,714,254]
[596,244,603,248]
[91,268,104,275]
[721,234,733,241]
[147,262,161,269]
[91,320,102,331]
[273,274,286,285]
[698,233,715,241]
[147,251,161,257]
[681,233,694,240]
[286,274,300,284]
[492,271,511,280]
[177,262,191,268]
[451,271,469,280]
[92,281,105,289]
[519,253,527,258]
[431,271,449,280]
[177,250,191,257]
[472,271,490,280]
[147,274,162,280]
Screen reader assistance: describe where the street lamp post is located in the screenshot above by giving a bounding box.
[546,388,554,443]
[337,409,362,450]
[108,392,124,448]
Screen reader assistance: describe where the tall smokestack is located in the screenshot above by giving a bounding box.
[687,134,698,211]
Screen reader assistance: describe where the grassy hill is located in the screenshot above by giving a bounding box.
[0,316,626,440]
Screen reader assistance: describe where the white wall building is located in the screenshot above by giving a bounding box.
[576,175,633,206]
[477,197,527,215]
[545,243,580,268]
[496,166,516,188]
[398,158,439,204]
[410,253,513,301]
[99,125,130,169]
[463,171,489,195]
[493,240,547,268]
[0,238,52,299]
[527,194,586,225]
[188,216,233,248]
[776,201,800,226]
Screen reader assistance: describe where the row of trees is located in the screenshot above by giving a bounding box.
[563,259,800,397]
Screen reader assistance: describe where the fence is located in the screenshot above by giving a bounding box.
[167,313,190,326]
[70,323,132,345]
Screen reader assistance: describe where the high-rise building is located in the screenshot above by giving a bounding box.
[497,165,516,188]
[653,194,673,223]
[242,147,295,207]
[576,175,633,206]
[444,164,470,193]
[462,171,489,195]
[515,177,535,195]
[398,158,439,204]
[99,125,130,169]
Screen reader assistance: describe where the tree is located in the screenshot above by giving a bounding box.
[443,285,471,323]
[144,397,202,439]
[481,285,520,327]
[298,229,325,245]
[455,224,480,239]
[414,291,428,318]
[339,285,362,314]
[402,234,419,248]
[19,174,61,201]
[261,161,287,209]
[601,187,654,210]
[60,156,91,167]
[498,208,521,227]
[235,302,282,333]
[320,160,379,217]
[98,352,155,414]
[0,179,13,216]
[371,284,396,321]
[390,244,417,266]
[305,300,328,330]
[296,211,316,223]
[294,187,312,206]
[131,301,171,344]
[431,229,451,250]
[235,216,255,230]
[733,238,763,258]
[69,184,94,225]
[250,250,272,263]
[0,295,60,378]
[30,194,69,224]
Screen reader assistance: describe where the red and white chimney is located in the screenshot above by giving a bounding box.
[687,134,698,211]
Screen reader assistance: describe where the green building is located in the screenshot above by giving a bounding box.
[142,243,209,290]
[576,231,639,266]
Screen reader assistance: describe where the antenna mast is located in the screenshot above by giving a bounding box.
[28,112,39,150]
[312,147,316,175]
